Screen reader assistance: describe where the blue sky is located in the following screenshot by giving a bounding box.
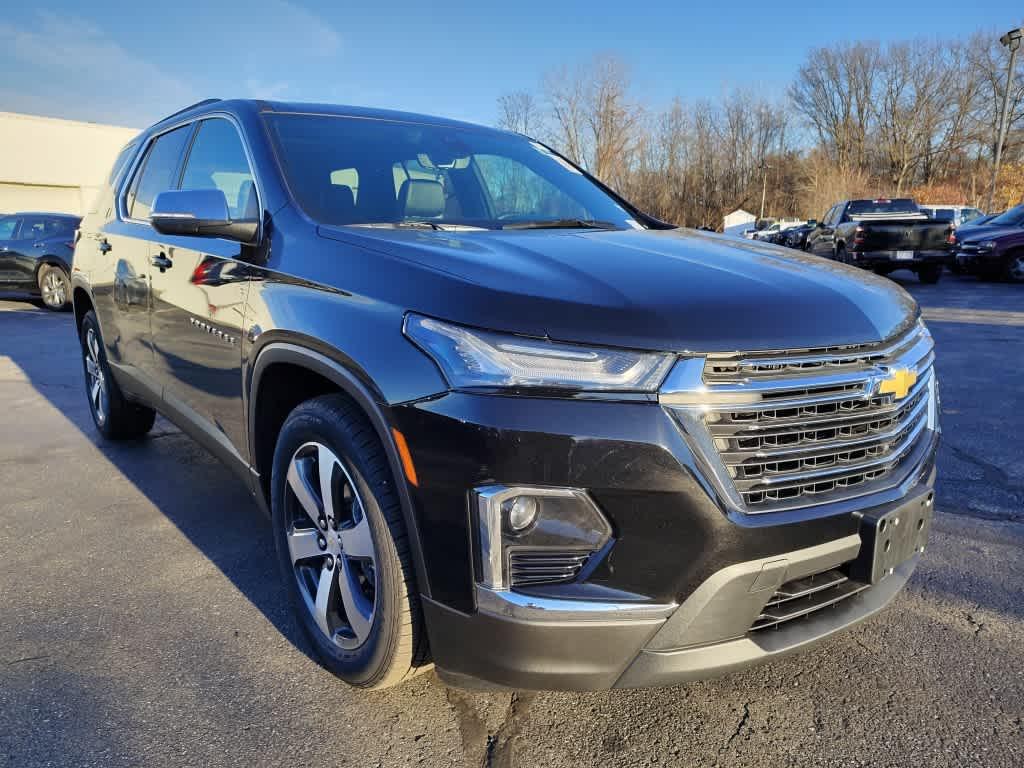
[1,0,1021,130]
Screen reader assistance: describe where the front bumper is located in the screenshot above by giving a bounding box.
[394,392,938,690]
[955,249,999,272]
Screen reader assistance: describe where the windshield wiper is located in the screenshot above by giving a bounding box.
[501,218,619,231]
[393,220,446,230]
[348,221,492,232]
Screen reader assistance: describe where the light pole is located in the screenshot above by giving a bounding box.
[759,163,771,221]
[987,27,1023,213]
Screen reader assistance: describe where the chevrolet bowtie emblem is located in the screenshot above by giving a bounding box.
[878,367,917,400]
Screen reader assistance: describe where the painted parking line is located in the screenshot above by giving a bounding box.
[922,306,1024,327]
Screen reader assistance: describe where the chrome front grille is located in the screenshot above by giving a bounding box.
[750,568,869,631]
[661,321,938,513]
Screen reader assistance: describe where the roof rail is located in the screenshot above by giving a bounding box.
[155,98,222,125]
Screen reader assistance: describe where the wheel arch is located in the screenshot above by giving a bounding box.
[248,342,432,599]
[72,285,95,334]
[33,255,72,282]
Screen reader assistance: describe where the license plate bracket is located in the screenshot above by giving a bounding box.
[848,491,934,584]
[896,250,915,260]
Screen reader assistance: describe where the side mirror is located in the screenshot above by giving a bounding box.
[815,221,825,229]
[150,189,258,244]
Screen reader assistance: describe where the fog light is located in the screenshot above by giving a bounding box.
[504,496,538,532]
[472,485,612,590]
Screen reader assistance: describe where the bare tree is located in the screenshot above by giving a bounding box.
[496,28,1024,231]
[584,56,641,188]
[790,43,879,171]
[497,91,541,136]
[543,64,588,167]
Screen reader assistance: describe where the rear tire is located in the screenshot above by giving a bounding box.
[270,394,430,689]
[38,265,71,311]
[834,245,848,264]
[79,311,156,439]
[917,265,943,284]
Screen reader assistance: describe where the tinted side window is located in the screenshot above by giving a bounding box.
[180,119,256,220]
[14,216,49,240]
[107,144,137,186]
[0,216,19,239]
[126,125,192,220]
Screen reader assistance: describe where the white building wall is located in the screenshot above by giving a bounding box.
[723,209,756,237]
[0,112,139,216]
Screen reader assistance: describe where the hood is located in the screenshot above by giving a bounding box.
[960,226,1023,244]
[318,226,918,353]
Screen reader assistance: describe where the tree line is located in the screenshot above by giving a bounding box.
[496,32,1024,228]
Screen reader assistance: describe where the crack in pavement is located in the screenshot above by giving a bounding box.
[722,702,752,752]
[4,654,50,665]
[965,612,985,636]
[487,691,537,768]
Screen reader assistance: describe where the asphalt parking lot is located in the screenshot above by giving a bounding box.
[1,270,1022,768]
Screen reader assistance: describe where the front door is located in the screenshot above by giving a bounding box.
[0,216,22,287]
[147,117,257,457]
[98,123,194,395]
[810,207,835,257]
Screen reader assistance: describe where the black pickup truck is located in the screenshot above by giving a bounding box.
[806,198,952,283]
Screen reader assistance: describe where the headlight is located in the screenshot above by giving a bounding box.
[404,313,674,392]
[978,240,996,251]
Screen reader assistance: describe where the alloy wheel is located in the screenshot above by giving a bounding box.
[285,442,377,650]
[1008,254,1024,282]
[84,328,108,425]
[41,270,67,308]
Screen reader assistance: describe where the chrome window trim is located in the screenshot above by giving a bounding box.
[116,112,265,242]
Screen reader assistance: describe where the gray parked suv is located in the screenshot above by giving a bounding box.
[72,99,939,690]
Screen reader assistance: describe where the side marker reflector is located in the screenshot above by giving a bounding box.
[391,428,418,487]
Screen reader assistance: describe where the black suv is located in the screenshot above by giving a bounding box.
[72,100,939,691]
[0,212,80,309]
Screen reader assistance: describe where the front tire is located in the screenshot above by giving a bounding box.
[38,265,71,311]
[1002,252,1024,283]
[917,264,943,284]
[270,394,430,689]
[79,311,156,439]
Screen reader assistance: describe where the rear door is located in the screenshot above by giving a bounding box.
[148,117,256,456]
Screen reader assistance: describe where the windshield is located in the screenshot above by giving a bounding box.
[847,199,919,216]
[264,114,641,230]
[988,204,1024,227]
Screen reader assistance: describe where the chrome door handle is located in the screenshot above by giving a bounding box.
[151,253,173,272]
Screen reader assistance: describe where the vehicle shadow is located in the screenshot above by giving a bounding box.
[0,302,314,666]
